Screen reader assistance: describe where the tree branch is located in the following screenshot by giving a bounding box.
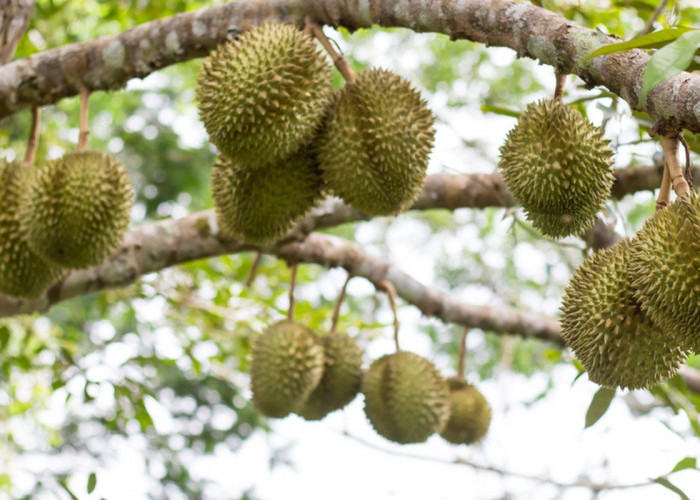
[0,0,35,64]
[1,0,700,133]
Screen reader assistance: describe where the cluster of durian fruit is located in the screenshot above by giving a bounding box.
[498,96,697,390]
[0,152,133,298]
[196,23,435,244]
[250,320,491,446]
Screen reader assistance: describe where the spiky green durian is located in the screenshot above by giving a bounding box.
[315,69,435,216]
[499,99,614,237]
[440,378,491,445]
[0,159,64,298]
[197,23,332,166]
[296,331,364,420]
[362,351,449,444]
[251,320,325,418]
[630,192,700,353]
[211,148,324,245]
[526,210,595,239]
[19,151,133,269]
[561,239,687,389]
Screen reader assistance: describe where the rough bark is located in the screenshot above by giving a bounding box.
[1,0,700,133]
[0,0,35,64]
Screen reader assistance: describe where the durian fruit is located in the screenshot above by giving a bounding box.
[19,151,133,269]
[362,351,449,444]
[440,377,491,445]
[211,147,324,245]
[561,239,687,389]
[296,332,364,420]
[250,320,325,418]
[630,192,700,352]
[499,99,614,237]
[315,69,435,216]
[0,159,64,298]
[197,23,332,167]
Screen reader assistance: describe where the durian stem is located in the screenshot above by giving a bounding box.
[23,106,41,166]
[656,162,671,212]
[457,327,468,381]
[330,274,352,334]
[305,18,356,84]
[288,263,297,321]
[379,280,400,352]
[661,135,691,198]
[554,72,567,102]
[245,252,262,288]
[679,134,693,188]
[77,88,90,152]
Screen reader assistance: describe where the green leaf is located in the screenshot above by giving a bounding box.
[639,30,700,107]
[652,477,690,500]
[87,472,97,494]
[587,27,696,60]
[585,387,616,428]
[671,457,697,473]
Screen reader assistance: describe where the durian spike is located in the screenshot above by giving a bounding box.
[330,273,352,334]
[656,162,671,212]
[288,263,298,321]
[245,252,262,288]
[457,327,468,382]
[305,17,355,84]
[379,280,400,352]
[23,106,41,166]
[553,71,567,102]
[661,134,690,198]
[77,88,90,152]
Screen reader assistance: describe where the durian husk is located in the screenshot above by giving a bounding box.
[561,239,688,389]
[19,151,133,269]
[315,69,435,216]
[211,147,324,245]
[630,192,700,353]
[296,331,364,420]
[499,99,614,237]
[250,320,325,418]
[0,159,64,297]
[362,351,449,444]
[439,377,491,445]
[197,23,332,167]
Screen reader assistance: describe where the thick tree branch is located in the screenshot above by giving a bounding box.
[0,0,35,64]
[1,0,700,133]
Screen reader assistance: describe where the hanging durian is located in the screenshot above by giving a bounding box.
[315,69,435,216]
[440,377,491,445]
[561,239,687,389]
[499,99,614,238]
[250,320,325,418]
[362,351,449,444]
[197,23,332,166]
[19,151,133,269]
[0,159,64,298]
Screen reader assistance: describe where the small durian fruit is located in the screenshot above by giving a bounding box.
[362,351,449,444]
[0,159,64,298]
[499,99,614,237]
[211,148,324,245]
[19,151,133,269]
[630,192,700,353]
[561,239,687,389]
[315,69,435,216]
[296,332,364,420]
[440,377,491,445]
[197,23,332,167]
[251,320,325,418]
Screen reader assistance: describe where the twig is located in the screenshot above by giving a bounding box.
[77,88,90,151]
[305,17,356,84]
[554,71,567,102]
[23,106,41,166]
[679,134,693,188]
[245,252,262,287]
[457,327,468,381]
[637,0,670,37]
[379,280,400,351]
[330,274,352,333]
[655,162,671,211]
[288,263,297,321]
[660,135,690,198]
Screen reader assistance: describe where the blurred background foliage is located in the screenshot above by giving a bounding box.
[1,0,700,498]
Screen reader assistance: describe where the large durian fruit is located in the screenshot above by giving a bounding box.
[362,351,449,444]
[0,159,64,298]
[296,332,364,420]
[315,69,435,216]
[250,320,325,418]
[19,151,133,269]
[499,99,614,238]
[211,148,324,244]
[630,192,700,352]
[197,23,332,167]
[561,239,687,389]
[440,377,491,445]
